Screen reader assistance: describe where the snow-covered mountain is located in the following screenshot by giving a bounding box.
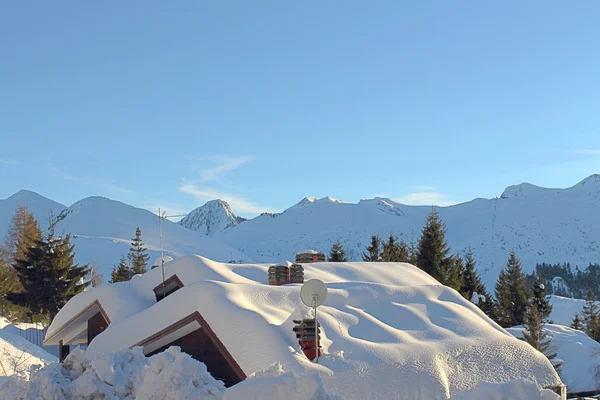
[2,174,599,288]
[178,200,246,236]
[0,190,66,235]
[0,194,251,282]
[203,174,600,289]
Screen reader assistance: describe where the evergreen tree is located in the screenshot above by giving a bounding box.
[522,304,558,367]
[2,206,42,265]
[381,234,399,262]
[7,233,90,323]
[570,313,584,331]
[461,249,487,301]
[531,273,553,323]
[416,208,452,282]
[581,288,600,341]
[328,239,347,262]
[397,240,409,263]
[0,253,23,320]
[128,227,150,275]
[494,251,528,328]
[362,235,382,261]
[109,256,131,283]
[408,237,418,265]
[442,254,465,292]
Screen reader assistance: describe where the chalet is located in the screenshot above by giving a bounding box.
[44,256,566,398]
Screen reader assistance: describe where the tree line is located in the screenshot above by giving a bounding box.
[0,206,89,324]
[327,208,558,369]
[530,262,600,300]
[108,227,150,283]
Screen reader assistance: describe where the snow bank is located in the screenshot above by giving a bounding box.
[454,378,560,400]
[223,369,331,400]
[0,346,225,399]
[0,317,57,378]
[509,323,600,393]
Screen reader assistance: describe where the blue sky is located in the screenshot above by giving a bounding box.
[1,1,599,217]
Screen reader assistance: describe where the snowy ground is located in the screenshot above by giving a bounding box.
[0,345,562,400]
[549,295,596,326]
[509,324,600,393]
[0,317,57,378]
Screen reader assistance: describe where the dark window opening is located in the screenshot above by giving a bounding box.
[87,312,109,345]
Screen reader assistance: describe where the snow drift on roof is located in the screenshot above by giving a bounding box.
[48,256,562,399]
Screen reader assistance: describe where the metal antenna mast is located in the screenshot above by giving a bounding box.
[158,209,187,296]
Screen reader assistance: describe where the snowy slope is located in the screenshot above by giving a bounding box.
[178,200,246,236]
[0,190,66,236]
[213,175,600,289]
[0,317,57,378]
[54,197,251,280]
[508,324,600,393]
[49,256,562,399]
[0,192,252,282]
[548,295,597,326]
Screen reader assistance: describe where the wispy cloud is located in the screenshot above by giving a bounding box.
[47,164,134,194]
[0,159,18,165]
[570,149,600,156]
[393,191,457,207]
[178,184,276,216]
[186,155,255,182]
[106,184,133,194]
[47,164,91,183]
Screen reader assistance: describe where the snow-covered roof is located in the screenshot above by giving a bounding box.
[46,256,562,399]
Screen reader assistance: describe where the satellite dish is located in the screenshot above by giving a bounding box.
[301,279,328,307]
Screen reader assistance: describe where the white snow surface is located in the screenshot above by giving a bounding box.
[548,295,597,326]
[508,324,600,393]
[453,378,560,400]
[0,317,57,378]
[0,346,226,399]
[47,256,562,399]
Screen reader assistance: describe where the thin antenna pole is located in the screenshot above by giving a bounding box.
[159,208,166,296]
[313,295,319,363]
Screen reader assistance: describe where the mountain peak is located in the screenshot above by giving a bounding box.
[179,199,245,236]
[577,174,600,187]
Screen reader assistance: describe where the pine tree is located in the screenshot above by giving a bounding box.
[570,314,584,331]
[522,304,558,366]
[128,227,150,275]
[531,273,553,323]
[7,233,90,323]
[381,234,399,262]
[494,251,528,328]
[397,240,409,263]
[328,239,347,262]
[362,235,382,261]
[0,253,23,320]
[461,249,487,301]
[442,254,465,291]
[109,256,131,283]
[416,208,452,282]
[2,206,42,265]
[408,237,418,265]
[581,288,600,341]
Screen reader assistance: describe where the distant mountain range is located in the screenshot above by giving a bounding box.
[1,174,599,288]
[0,191,250,282]
[181,174,600,288]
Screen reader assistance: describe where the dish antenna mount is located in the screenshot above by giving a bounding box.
[300,279,328,363]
